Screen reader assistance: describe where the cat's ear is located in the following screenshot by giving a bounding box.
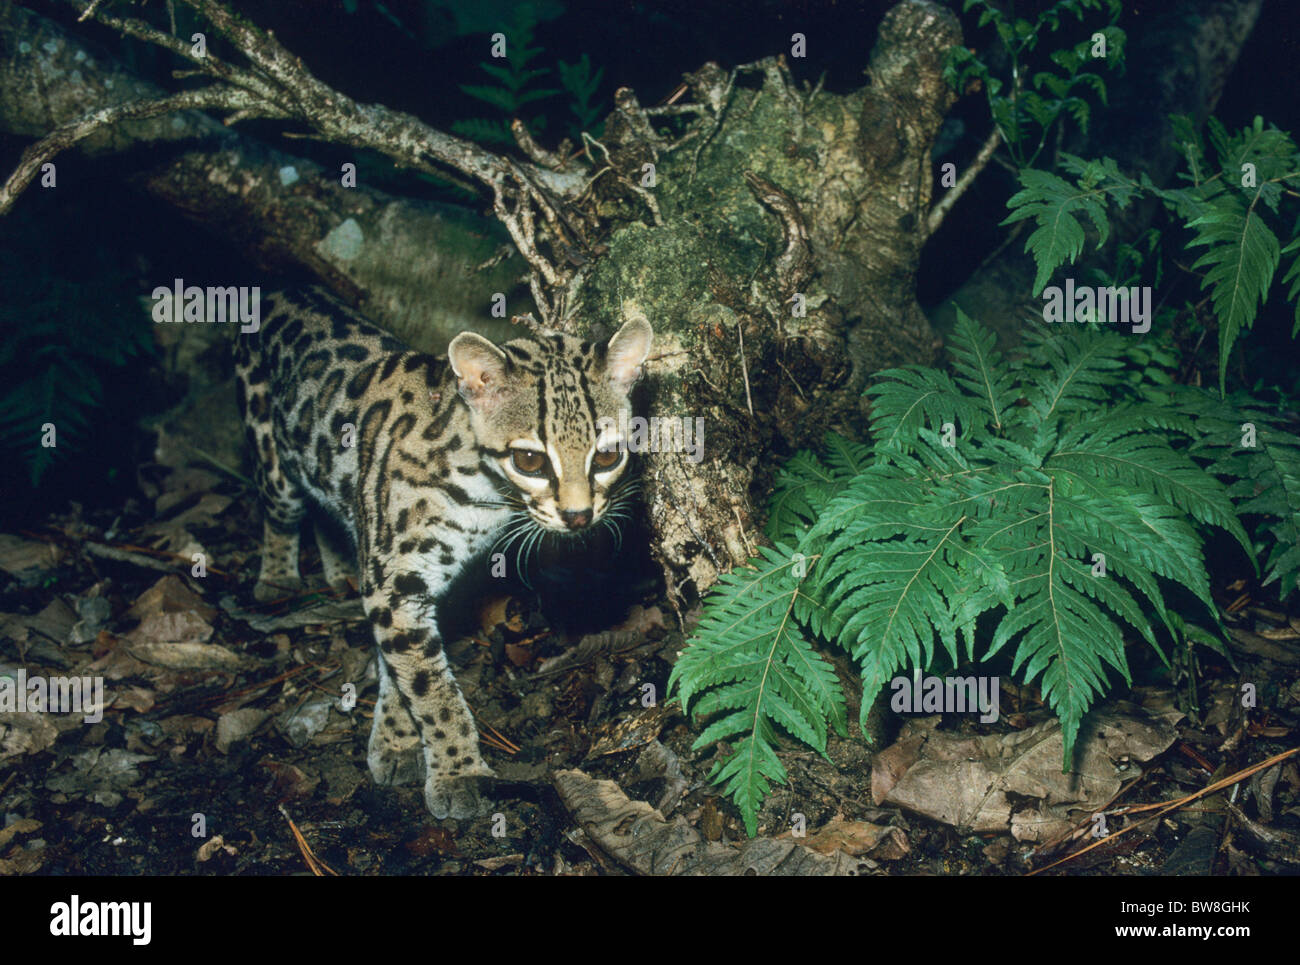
[448,332,509,410]
[604,314,653,393]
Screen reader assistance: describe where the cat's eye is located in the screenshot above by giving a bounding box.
[592,448,623,471]
[510,449,547,475]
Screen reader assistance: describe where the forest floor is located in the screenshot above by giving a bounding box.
[2,464,1298,876]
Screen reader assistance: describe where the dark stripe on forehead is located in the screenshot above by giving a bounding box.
[577,368,599,434]
[536,365,549,448]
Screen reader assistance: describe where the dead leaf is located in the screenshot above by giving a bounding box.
[155,468,223,515]
[114,686,156,713]
[260,759,321,801]
[45,747,156,807]
[0,712,59,761]
[0,598,77,653]
[553,768,871,875]
[794,814,910,860]
[216,707,270,752]
[196,835,238,862]
[615,605,666,635]
[0,845,45,875]
[127,575,219,623]
[0,534,62,582]
[124,639,246,671]
[474,853,524,871]
[881,703,1182,841]
[0,819,41,850]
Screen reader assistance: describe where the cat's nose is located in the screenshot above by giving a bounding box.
[561,508,592,530]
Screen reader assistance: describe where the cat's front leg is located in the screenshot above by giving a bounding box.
[362,561,494,819]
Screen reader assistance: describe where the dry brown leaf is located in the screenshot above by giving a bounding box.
[125,639,246,671]
[126,575,219,623]
[0,712,59,761]
[0,534,62,581]
[881,702,1182,841]
[794,814,910,860]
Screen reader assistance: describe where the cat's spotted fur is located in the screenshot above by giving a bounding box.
[234,288,651,818]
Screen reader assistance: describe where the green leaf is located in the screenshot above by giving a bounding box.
[1186,202,1282,394]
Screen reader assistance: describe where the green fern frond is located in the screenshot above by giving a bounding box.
[1049,418,1251,558]
[1283,237,1300,337]
[947,308,1017,431]
[1167,387,1300,599]
[1186,198,1282,394]
[1002,156,1140,294]
[668,543,846,835]
[866,367,984,452]
[766,450,835,542]
[1016,322,1128,422]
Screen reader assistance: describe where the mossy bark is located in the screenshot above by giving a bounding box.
[569,2,961,604]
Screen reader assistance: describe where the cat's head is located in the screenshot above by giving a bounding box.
[448,313,653,532]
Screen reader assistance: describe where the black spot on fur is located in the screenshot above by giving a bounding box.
[347,365,376,399]
[394,572,426,596]
[411,671,430,696]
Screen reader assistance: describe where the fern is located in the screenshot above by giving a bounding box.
[945,0,1124,167]
[672,313,1298,835]
[1002,156,1143,295]
[1186,196,1282,393]
[1003,117,1300,392]
[0,216,152,485]
[1158,387,1300,600]
[556,53,606,141]
[452,10,559,147]
[667,543,846,836]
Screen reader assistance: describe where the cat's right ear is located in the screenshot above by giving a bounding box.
[448,333,509,411]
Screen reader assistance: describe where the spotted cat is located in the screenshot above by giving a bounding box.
[234,288,652,818]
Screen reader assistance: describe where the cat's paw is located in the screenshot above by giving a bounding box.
[425,772,495,820]
[367,742,424,787]
[253,577,301,602]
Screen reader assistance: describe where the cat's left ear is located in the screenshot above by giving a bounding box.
[448,332,509,411]
[604,314,653,393]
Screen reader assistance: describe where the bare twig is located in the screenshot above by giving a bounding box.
[736,320,754,418]
[49,0,584,319]
[926,126,1002,237]
[0,87,268,215]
